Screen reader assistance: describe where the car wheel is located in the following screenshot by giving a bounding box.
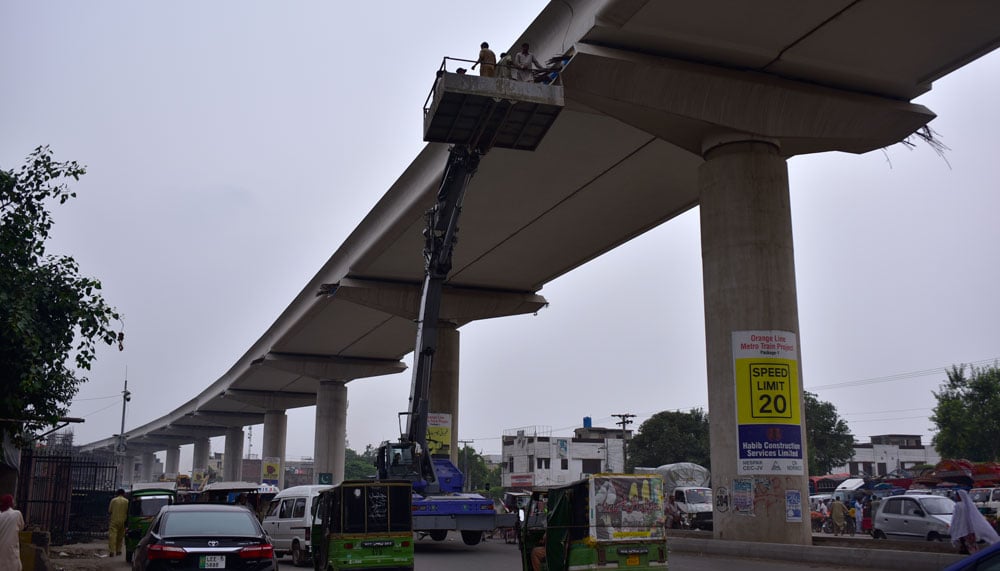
[872,529,886,539]
[461,531,482,546]
[429,530,448,541]
[292,541,308,566]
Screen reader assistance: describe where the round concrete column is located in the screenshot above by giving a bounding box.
[140,452,155,482]
[429,322,460,466]
[262,410,288,488]
[192,437,211,483]
[165,445,181,478]
[314,380,348,485]
[224,427,245,481]
[699,140,810,544]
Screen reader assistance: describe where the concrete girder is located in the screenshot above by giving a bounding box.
[561,44,936,156]
[323,277,549,323]
[254,352,406,382]
[160,425,227,439]
[222,389,317,411]
[187,411,266,427]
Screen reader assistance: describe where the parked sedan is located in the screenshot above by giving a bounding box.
[132,504,277,571]
[872,494,954,541]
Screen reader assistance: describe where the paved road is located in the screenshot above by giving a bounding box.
[63,531,929,571]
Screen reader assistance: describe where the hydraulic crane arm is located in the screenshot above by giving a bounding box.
[405,145,480,484]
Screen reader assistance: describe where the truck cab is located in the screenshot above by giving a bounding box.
[672,487,713,531]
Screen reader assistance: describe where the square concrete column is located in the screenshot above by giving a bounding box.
[699,140,811,544]
[262,410,287,488]
[428,322,459,466]
[140,452,155,482]
[192,437,211,484]
[224,427,244,481]
[165,445,181,478]
[314,380,347,485]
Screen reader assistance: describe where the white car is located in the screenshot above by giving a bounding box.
[872,494,954,541]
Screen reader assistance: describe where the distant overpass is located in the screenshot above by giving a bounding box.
[80,0,1000,544]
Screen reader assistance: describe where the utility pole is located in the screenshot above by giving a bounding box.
[117,376,131,487]
[611,413,635,473]
[458,439,473,492]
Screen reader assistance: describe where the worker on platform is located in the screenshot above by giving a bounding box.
[512,42,543,82]
[472,42,497,77]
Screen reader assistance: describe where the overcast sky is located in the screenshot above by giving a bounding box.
[3,2,998,474]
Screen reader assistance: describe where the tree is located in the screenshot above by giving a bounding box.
[0,146,122,445]
[458,445,501,498]
[803,391,855,476]
[627,409,711,470]
[931,364,1000,461]
[343,445,378,480]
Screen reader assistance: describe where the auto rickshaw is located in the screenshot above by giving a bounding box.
[124,482,177,563]
[310,479,414,570]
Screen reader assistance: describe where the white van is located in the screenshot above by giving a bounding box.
[262,484,332,566]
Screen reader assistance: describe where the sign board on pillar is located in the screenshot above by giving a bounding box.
[262,457,281,486]
[732,330,804,475]
[427,413,452,457]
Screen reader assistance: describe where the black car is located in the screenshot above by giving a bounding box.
[132,504,277,570]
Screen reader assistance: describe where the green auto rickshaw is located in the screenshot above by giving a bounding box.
[125,482,177,563]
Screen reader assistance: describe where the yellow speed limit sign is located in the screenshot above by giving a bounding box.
[732,331,801,425]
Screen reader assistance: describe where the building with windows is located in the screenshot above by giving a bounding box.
[501,420,628,489]
[831,434,941,476]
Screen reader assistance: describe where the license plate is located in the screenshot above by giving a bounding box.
[626,555,640,566]
[200,555,225,568]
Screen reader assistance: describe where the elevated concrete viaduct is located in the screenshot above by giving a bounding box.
[80,0,1000,544]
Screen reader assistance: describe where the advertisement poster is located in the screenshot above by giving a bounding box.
[732,330,805,475]
[785,490,803,522]
[557,439,569,458]
[427,412,452,457]
[262,457,281,485]
[590,475,665,541]
[732,477,755,516]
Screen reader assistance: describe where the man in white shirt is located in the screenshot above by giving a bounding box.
[512,42,542,82]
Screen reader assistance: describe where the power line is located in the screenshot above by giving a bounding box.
[808,357,999,390]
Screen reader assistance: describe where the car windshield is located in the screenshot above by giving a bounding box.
[971,489,992,503]
[134,496,171,517]
[162,510,259,536]
[921,497,955,515]
[685,489,712,504]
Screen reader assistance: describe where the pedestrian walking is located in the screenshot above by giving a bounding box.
[108,488,128,556]
[0,494,25,570]
[951,489,999,554]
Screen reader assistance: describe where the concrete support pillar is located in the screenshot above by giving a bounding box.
[165,445,180,477]
[224,427,244,481]
[262,410,288,488]
[699,139,810,544]
[429,322,460,466]
[140,452,155,482]
[192,437,211,483]
[314,380,348,485]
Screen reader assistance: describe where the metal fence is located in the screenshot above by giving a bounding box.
[17,448,118,544]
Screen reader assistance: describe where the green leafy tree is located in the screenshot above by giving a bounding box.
[803,391,855,476]
[344,445,378,480]
[0,146,122,445]
[457,445,501,498]
[931,364,1000,461]
[627,409,711,470]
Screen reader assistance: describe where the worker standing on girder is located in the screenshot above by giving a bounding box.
[512,42,542,82]
[472,41,496,77]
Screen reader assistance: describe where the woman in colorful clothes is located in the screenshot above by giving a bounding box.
[951,489,1000,554]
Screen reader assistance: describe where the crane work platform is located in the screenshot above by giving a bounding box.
[423,70,565,151]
